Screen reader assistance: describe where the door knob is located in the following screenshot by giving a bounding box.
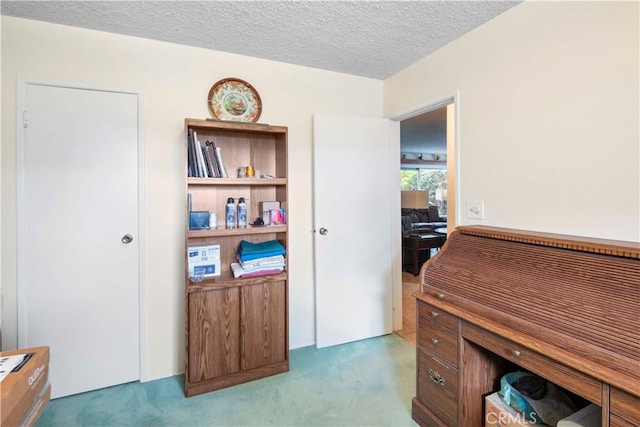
[121,234,133,244]
[319,227,328,235]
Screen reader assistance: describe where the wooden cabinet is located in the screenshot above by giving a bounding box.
[412,226,640,426]
[184,119,289,397]
[414,299,640,426]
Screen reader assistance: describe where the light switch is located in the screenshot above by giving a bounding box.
[466,200,484,220]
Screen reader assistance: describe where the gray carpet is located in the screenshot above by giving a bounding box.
[37,334,418,427]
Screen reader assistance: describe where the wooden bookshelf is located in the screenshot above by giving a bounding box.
[184,118,289,397]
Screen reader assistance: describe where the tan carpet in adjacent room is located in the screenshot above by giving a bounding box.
[395,271,421,344]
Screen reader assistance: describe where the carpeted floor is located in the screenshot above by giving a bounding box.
[36,269,425,426]
[394,272,421,345]
[37,334,418,427]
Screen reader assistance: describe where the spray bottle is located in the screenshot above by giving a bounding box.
[225,197,236,229]
[237,197,248,228]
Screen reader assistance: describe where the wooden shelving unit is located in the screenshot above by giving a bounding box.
[183,118,289,397]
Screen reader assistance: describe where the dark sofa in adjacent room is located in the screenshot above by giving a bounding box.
[401,205,447,233]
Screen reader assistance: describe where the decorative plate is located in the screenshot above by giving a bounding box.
[208,78,262,123]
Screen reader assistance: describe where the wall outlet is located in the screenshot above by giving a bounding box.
[466,200,485,220]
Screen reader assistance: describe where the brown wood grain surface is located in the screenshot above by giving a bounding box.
[184,118,289,397]
[412,225,639,426]
[417,348,458,427]
[420,227,640,396]
[240,281,287,370]
[188,288,240,383]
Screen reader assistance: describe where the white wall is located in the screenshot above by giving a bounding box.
[385,1,639,242]
[1,16,383,380]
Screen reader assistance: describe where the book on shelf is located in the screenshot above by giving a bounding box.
[202,144,216,178]
[187,133,230,179]
[205,141,221,177]
[187,131,195,177]
[188,130,202,177]
[192,131,208,178]
[214,144,229,178]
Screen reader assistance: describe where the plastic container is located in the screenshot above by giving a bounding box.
[499,372,544,424]
[209,212,218,230]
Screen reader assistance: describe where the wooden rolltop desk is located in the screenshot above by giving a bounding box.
[412,225,639,427]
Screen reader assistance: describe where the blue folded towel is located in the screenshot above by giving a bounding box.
[238,240,286,262]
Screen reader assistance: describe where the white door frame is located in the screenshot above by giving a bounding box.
[387,91,460,331]
[15,78,147,381]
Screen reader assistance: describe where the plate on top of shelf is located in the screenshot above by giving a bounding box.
[208,78,262,123]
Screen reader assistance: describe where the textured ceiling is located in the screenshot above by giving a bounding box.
[1,0,520,154]
[1,0,520,80]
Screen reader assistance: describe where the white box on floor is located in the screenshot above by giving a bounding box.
[557,404,601,427]
[485,392,542,427]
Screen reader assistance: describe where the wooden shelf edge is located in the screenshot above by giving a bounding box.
[187,271,288,292]
[187,177,287,186]
[185,118,288,134]
[188,225,287,238]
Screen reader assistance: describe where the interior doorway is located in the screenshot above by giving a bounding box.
[393,98,457,343]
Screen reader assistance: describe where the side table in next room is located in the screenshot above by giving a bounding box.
[402,233,446,276]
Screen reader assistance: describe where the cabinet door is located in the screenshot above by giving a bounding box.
[241,281,287,370]
[188,288,240,382]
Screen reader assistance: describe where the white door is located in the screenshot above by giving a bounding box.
[313,114,399,348]
[17,82,140,398]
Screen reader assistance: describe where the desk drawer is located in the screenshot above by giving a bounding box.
[412,397,449,427]
[461,321,601,406]
[417,348,457,427]
[418,302,458,366]
[610,387,640,425]
[610,413,639,427]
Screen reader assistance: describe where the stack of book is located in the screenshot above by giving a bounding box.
[187,130,228,178]
[231,240,286,278]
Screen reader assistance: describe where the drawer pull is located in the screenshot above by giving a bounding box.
[511,349,521,358]
[431,338,439,345]
[431,311,439,318]
[436,293,445,300]
[428,368,445,386]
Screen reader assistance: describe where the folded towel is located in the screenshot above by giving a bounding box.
[230,262,284,278]
[241,261,286,272]
[240,255,286,271]
[240,254,285,267]
[238,240,286,262]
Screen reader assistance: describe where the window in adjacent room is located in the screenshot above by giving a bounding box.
[401,168,447,215]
